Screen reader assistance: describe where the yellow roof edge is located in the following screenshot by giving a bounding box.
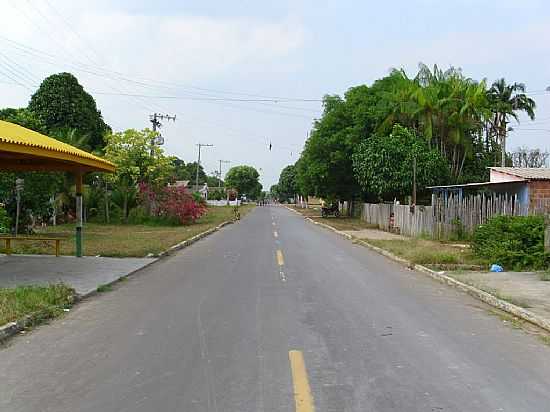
[0,120,115,172]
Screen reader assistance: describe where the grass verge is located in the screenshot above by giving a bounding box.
[0,284,75,326]
[366,238,487,268]
[289,205,377,231]
[0,204,255,258]
[311,217,378,231]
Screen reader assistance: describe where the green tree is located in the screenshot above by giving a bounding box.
[104,129,175,222]
[277,165,297,202]
[0,108,63,228]
[225,165,262,199]
[269,184,280,200]
[352,125,450,201]
[0,107,45,132]
[487,78,536,166]
[28,73,111,150]
[296,94,364,200]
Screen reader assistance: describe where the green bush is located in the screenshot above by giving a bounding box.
[0,206,10,233]
[472,215,550,271]
[127,206,179,226]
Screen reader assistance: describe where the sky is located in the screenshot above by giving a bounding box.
[0,0,549,188]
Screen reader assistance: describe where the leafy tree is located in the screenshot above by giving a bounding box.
[52,128,93,152]
[277,165,297,202]
[206,174,223,188]
[352,125,450,201]
[171,159,207,185]
[104,129,175,222]
[0,205,10,233]
[487,79,536,166]
[296,94,364,200]
[269,184,280,200]
[225,165,262,199]
[28,72,111,150]
[0,107,45,132]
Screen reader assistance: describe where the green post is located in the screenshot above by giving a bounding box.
[75,170,83,257]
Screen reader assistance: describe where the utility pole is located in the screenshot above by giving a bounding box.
[218,160,231,189]
[149,113,176,156]
[195,143,214,190]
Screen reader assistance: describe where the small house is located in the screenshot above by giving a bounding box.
[429,167,550,213]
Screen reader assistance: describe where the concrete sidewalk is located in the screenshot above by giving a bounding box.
[0,254,156,296]
[448,270,550,321]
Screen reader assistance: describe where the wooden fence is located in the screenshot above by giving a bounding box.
[360,194,549,239]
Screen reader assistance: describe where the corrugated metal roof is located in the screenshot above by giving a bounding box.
[0,120,115,172]
[490,167,550,180]
[427,181,524,189]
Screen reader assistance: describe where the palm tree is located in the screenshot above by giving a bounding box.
[52,128,92,152]
[487,79,536,166]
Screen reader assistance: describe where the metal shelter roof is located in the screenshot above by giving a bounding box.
[0,120,115,173]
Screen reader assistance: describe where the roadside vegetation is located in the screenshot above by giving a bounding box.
[0,205,254,257]
[312,217,378,231]
[472,215,550,271]
[0,284,74,326]
[367,238,486,268]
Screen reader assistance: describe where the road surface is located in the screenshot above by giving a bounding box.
[2,206,550,411]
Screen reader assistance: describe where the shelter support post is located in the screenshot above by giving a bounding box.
[75,170,83,257]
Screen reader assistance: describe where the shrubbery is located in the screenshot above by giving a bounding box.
[472,215,550,271]
[0,206,10,233]
[138,183,207,225]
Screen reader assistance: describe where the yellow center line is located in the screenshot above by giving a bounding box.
[276,249,285,266]
[289,350,315,412]
[273,231,278,238]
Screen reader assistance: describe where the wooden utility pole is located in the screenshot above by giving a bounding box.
[218,160,230,189]
[195,143,214,189]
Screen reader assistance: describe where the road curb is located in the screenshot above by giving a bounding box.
[296,209,550,334]
[0,220,235,343]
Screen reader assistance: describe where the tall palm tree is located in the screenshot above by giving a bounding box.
[487,79,536,166]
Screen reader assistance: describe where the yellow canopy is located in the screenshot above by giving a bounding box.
[0,120,115,173]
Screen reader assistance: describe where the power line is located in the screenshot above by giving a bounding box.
[0,35,323,104]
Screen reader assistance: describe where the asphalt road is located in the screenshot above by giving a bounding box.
[2,206,550,411]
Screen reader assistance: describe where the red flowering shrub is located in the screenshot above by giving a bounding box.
[138,183,207,224]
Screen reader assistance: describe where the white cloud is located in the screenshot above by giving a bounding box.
[77,12,306,82]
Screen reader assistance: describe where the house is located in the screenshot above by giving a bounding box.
[429,167,550,212]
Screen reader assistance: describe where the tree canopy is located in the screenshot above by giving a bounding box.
[28,72,111,150]
[225,165,262,199]
[352,125,450,201]
[294,63,537,202]
[277,165,297,202]
[104,129,175,221]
